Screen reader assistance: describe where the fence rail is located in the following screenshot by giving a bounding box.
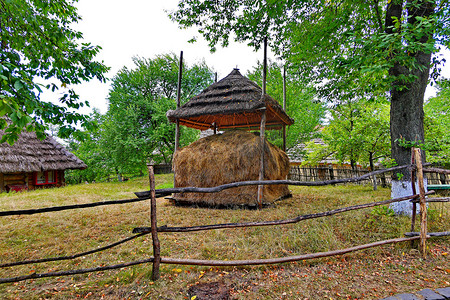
[288,164,450,186]
[1,148,449,284]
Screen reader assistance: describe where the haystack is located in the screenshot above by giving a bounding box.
[172,130,290,207]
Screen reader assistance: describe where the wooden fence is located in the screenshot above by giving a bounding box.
[0,148,449,284]
[288,164,450,186]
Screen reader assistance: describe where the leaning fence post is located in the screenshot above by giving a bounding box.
[147,164,161,280]
[413,148,427,258]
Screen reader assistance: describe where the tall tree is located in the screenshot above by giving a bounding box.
[0,0,108,144]
[304,100,390,171]
[170,0,450,214]
[104,54,214,176]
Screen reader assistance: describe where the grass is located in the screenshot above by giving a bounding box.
[0,175,448,299]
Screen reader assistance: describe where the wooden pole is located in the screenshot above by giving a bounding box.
[282,64,287,152]
[410,149,417,234]
[174,51,183,186]
[174,51,183,152]
[148,165,161,280]
[257,110,267,209]
[257,37,268,209]
[262,37,267,95]
[413,148,427,258]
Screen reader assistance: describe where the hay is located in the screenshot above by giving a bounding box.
[172,130,291,207]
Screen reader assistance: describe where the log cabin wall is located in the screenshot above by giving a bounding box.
[0,170,65,192]
[0,173,4,192]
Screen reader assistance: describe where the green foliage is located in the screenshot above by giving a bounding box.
[424,79,450,166]
[67,54,214,182]
[246,61,325,148]
[303,99,391,169]
[0,0,108,143]
[371,206,395,217]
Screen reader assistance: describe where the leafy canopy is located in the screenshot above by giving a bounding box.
[0,0,108,144]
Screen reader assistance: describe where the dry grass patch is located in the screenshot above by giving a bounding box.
[0,177,448,299]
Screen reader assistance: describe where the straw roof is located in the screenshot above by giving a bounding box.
[0,130,87,173]
[167,69,294,131]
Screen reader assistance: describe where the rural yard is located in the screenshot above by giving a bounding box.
[0,175,448,299]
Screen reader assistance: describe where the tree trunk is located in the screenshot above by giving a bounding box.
[369,152,377,191]
[387,0,434,215]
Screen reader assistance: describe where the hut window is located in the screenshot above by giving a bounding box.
[35,171,57,185]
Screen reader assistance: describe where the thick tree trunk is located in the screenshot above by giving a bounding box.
[387,0,434,215]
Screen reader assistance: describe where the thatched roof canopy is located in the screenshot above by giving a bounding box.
[167,69,294,131]
[0,130,87,173]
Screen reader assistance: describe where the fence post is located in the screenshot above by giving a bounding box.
[413,148,427,258]
[148,164,161,280]
[410,149,418,247]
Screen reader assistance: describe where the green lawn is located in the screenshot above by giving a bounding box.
[0,175,448,299]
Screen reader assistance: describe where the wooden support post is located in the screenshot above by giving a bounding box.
[410,150,417,234]
[213,122,217,135]
[148,165,161,280]
[174,50,183,153]
[262,37,267,95]
[257,110,267,209]
[413,148,427,258]
[282,65,287,152]
[174,51,183,186]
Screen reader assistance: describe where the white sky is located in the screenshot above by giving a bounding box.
[53,0,449,115]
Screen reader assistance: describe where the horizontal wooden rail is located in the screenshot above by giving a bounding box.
[0,257,155,284]
[0,236,420,285]
[423,167,450,175]
[410,197,449,203]
[0,196,150,217]
[135,164,415,198]
[0,165,417,218]
[133,192,434,234]
[0,233,148,268]
[404,231,449,237]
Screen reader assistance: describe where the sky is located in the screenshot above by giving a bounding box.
[68,0,269,114]
[62,0,449,115]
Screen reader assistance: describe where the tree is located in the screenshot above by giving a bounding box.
[65,110,114,183]
[306,100,390,171]
[246,61,325,149]
[103,54,214,176]
[0,0,108,144]
[170,0,450,214]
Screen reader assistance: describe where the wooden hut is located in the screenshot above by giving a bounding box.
[167,69,294,207]
[0,130,86,192]
[167,69,293,131]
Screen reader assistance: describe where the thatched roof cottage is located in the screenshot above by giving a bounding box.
[0,130,86,192]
